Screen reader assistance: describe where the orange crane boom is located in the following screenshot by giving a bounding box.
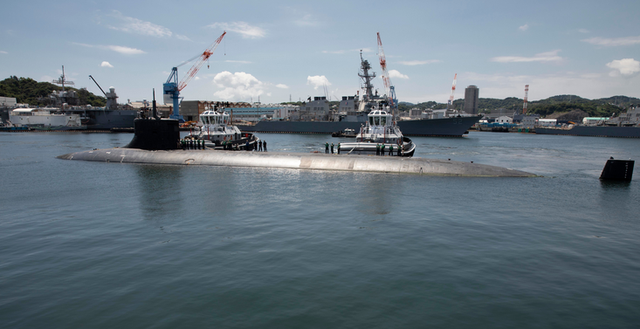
[448,73,457,109]
[377,32,393,105]
[178,31,227,91]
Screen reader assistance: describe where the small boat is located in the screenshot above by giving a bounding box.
[331,128,357,137]
[185,109,259,150]
[338,109,416,157]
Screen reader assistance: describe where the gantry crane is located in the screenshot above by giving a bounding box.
[163,31,226,121]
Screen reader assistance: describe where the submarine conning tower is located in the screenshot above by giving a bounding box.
[125,90,180,151]
[125,118,180,150]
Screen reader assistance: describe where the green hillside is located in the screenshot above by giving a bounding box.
[399,94,640,118]
[0,76,106,107]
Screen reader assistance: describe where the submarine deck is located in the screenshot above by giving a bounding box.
[57,148,535,177]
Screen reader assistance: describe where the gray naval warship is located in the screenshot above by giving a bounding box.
[236,53,480,137]
[39,69,138,130]
[535,106,640,138]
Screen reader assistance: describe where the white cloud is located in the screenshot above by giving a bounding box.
[606,58,640,77]
[389,70,408,79]
[39,75,54,83]
[106,11,173,38]
[74,42,145,55]
[101,61,114,68]
[582,36,640,47]
[519,24,529,31]
[106,45,145,55]
[208,22,265,39]
[284,7,321,27]
[491,50,562,63]
[0,50,7,54]
[276,84,289,89]
[307,75,331,90]
[212,71,267,100]
[578,29,589,34]
[294,14,320,27]
[226,60,252,64]
[398,60,440,66]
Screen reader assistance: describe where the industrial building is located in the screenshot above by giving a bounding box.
[464,85,479,114]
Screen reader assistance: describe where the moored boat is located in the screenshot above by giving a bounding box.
[339,109,416,157]
[186,108,259,150]
[332,128,357,137]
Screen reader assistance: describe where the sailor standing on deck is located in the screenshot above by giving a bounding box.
[331,143,334,154]
[325,142,329,154]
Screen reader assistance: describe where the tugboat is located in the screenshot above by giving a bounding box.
[185,107,259,150]
[337,51,416,157]
[339,108,416,157]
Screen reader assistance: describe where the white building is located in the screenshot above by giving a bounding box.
[537,118,557,127]
[1,96,17,107]
[582,117,609,126]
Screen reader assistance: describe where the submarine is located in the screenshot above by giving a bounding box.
[56,94,535,178]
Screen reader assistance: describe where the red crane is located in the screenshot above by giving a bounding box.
[178,31,227,91]
[448,73,457,109]
[377,32,398,122]
[377,32,393,105]
[164,31,226,120]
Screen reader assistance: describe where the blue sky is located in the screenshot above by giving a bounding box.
[1,0,639,105]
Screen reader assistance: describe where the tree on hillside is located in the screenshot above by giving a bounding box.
[0,76,105,107]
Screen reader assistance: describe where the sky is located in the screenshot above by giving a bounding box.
[1,0,639,105]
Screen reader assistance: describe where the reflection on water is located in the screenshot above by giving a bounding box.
[135,165,185,221]
[598,180,635,226]
[352,173,404,216]
[599,180,632,190]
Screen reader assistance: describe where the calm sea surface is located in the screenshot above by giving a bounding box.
[1,131,639,328]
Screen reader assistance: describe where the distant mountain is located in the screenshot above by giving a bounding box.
[399,94,640,118]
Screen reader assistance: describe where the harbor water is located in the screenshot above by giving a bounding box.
[1,131,639,328]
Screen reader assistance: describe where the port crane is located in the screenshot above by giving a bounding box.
[376,32,398,120]
[448,73,457,110]
[163,31,226,121]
